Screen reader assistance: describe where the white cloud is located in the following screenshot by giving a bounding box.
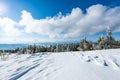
[0,4,120,43]
[19,4,120,39]
[0,17,22,37]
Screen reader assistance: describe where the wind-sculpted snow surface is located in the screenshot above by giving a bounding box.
[0,49,120,80]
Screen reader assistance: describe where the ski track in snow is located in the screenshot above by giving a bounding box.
[0,49,120,80]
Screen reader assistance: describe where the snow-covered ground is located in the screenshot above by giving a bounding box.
[0,49,120,80]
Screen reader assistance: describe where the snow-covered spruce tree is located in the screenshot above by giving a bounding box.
[78,38,93,51]
[66,44,70,51]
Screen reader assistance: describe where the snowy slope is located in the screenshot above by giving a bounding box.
[0,49,120,80]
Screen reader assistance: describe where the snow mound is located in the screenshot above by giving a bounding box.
[0,49,120,80]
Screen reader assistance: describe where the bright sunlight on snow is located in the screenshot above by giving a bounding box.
[0,49,120,80]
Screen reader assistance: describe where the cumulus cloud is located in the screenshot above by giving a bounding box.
[19,4,120,39]
[0,4,120,43]
[0,17,22,37]
[19,8,84,38]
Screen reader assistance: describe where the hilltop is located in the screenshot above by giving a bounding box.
[0,49,120,80]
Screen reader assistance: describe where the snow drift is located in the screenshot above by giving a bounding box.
[0,49,120,80]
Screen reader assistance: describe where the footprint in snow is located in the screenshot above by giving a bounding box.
[103,60,108,66]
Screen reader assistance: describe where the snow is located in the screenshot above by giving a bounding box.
[0,49,120,80]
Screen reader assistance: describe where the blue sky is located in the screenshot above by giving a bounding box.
[0,0,120,43]
[1,0,120,20]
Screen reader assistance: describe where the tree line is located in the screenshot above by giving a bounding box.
[0,43,80,55]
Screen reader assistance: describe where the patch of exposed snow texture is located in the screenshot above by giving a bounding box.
[0,49,120,80]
